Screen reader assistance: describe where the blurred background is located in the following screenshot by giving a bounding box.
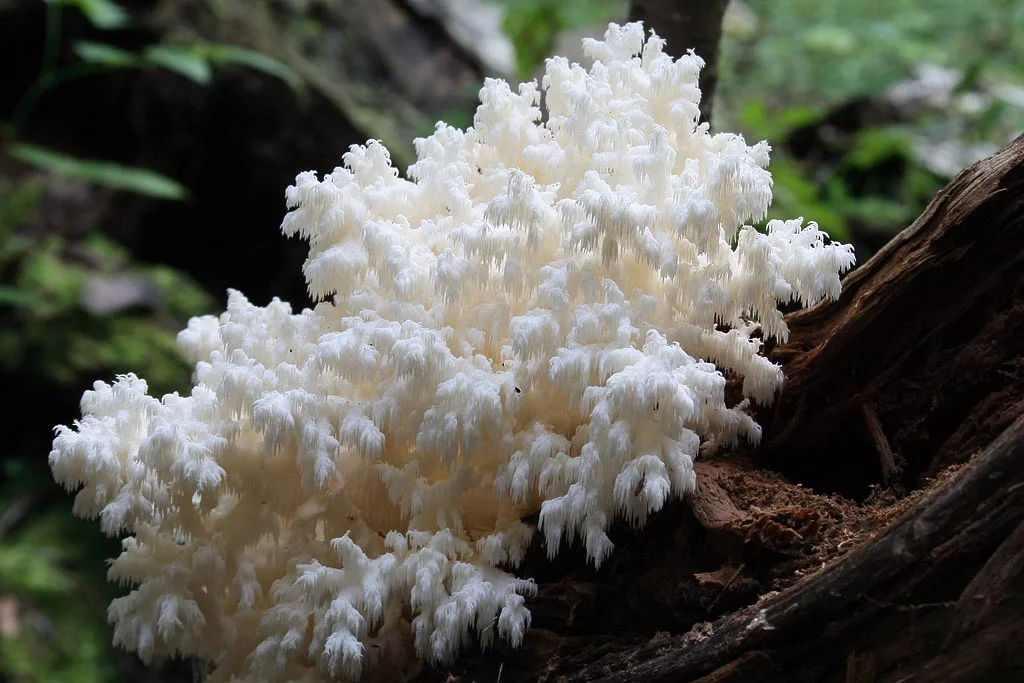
[0,0,1021,680]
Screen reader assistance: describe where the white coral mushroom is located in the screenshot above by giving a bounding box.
[49,21,854,682]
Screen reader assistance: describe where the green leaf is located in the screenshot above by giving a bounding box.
[776,105,823,134]
[143,45,212,85]
[204,44,302,91]
[844,128,912,169]
[53,0,130,29]
[802,25,857,55]
[0,287,39,308]
[7,144,188,200]
[72,40,139,68]
[0,179,43,245]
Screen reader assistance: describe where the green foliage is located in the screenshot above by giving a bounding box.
[718,0,1022,243]
[135,43,302,90]
[143,44,214,84]
[762,155,850,241]
[843,127,914,171]
[51,0,129,30]
[735,99,821,144]
[0,507,117,683]
[0,456,121,683]
[8,144,188,200]
[5,0,303,199]
[72,38,302,89]
[0,179,212,395]
[202,44,303,91]
[735,99,946,242]
[0,166,209,683]
[0,173,208,682]
[72,40,138,68]
[496,0,626,78]
[720,0,1024,106]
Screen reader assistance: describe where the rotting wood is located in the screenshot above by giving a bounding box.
[568,412,1024,682]
[689,462,750,530]
[862,402,900,487]
[943,517,1024,648]
[763,133,1024,496]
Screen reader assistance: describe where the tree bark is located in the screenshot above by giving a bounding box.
[567,412,1024,681]
[629,0,730,125]
[761,133,1024,497]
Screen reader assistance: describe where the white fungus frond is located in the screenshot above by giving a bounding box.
[49,21,853,683]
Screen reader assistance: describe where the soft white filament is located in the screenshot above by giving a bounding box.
[50,22,854,682]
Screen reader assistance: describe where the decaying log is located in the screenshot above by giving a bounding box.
[762,133,1024,496]
[422,136,1024,683]
[568,412,1024,682]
